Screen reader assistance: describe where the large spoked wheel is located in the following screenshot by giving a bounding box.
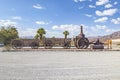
[63,41,71,49]
[76,38,89,49]
[83,38,89,49]
[31,41,39,49]
[12,40,23,49]
[44,39,53,49]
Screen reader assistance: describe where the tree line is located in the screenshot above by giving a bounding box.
[0,26,69,47]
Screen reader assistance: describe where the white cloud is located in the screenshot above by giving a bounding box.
[90,25,117,36]
[79,0,86,2]
[94,17,108,23]
[105,4,113,8]
[85,14,92,17]
[91,25,106,32]
[78,7,83,9]
[91,27,97,32]
[52,24,89,37]
[89,5,96,8]
[19,28,37,37]
[106,29,115,33]
[36,21,49,25]
[74,0,77,2]
[33,4,44,9]
[74,0,86,2]
[74,0,78,2]
[111,18,120,24]
[12,16,22,20]
[96,8,117,16]
[46,30,62,38]
[96,25,106,30]
[52,24,80,36]
[96,0,109,6]
[52,25,58,30]
[114,2,118,5]
[52,24,79,31]
[106,29,111,32]
[0,19,17,27]
[89,0,92,2]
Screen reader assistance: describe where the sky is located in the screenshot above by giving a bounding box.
[0,0,120,38]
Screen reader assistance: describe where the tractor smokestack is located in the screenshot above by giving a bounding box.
[78,25,85,38]
[80,26,83,34]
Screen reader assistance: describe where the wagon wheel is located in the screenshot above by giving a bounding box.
[63,41,71,49]
[44,40,53,49]
[83,38,89,49]
[31,41,39,49]
[12,40,23,49]
[77,38,85,49]
[77,38,89,49]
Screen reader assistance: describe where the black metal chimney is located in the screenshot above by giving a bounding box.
[80,26,83,34]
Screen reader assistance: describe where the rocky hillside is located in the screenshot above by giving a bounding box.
[100,31,120,41]
[88,31,120,42]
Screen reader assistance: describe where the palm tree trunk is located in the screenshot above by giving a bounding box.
[65,35,67,39]
[40,34,42,41]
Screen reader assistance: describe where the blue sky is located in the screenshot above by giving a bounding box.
[0,0,120,38]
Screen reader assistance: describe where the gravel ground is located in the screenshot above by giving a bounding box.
[0,51,120,80]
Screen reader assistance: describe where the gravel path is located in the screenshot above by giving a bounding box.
[0,51,120,80]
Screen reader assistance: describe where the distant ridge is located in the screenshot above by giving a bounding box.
[100,31,120,41]
[88,31,120,42]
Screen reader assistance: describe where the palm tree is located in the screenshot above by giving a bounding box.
[63,31,69,39]
[36,28,46,41]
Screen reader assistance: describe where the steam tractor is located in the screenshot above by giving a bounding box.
[74,26,104,49]
[74,26,89,49]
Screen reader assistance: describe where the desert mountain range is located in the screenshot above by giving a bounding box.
[88,31,120,42]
